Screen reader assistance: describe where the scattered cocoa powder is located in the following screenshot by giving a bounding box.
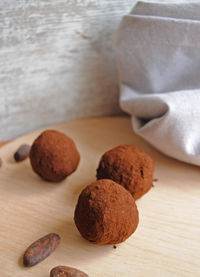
[29,130,80,182]
[23,233,60,267]
[153,178,158,182]
[96,144,155,199]
[50,265,88,277]
[113,245,117,249]
[74,179,139,245]
[14,144,30,162]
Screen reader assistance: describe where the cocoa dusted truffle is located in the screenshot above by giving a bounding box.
[74,179,139,245]
[96,144,154,199]
[30,130,80,182]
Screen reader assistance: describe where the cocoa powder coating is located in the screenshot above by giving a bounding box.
[96,144,154,199]
[30,130,80,182]
[74,179,139,245]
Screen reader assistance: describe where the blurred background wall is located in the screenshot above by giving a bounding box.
[0,0,134,140]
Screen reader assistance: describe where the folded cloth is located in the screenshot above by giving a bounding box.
[115,1,200,166]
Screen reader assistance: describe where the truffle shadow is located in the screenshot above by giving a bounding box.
[53,220,113,265]
[2,162,67,197]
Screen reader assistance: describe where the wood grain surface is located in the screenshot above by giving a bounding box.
[0,117,199,277]
[0,0,135,140]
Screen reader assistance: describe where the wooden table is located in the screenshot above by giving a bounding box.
[0,117,199,277]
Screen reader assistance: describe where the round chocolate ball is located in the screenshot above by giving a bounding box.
[74,179,139,245]
[30,130,80,182]
[96,144,154,199]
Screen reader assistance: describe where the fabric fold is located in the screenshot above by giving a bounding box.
[115,1,200,166]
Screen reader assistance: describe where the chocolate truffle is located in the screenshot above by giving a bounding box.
[96,144,154,199]
[74,179,139,245]
[30,130,80,182]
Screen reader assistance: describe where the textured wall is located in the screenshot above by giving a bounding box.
[0,0,192,140]
[0,0,134,140]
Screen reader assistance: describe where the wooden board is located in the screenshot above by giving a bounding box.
[0,117,199,277]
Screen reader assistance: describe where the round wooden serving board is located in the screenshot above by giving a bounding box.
[0,117,199,277]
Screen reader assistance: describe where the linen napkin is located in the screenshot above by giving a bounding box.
[115,1,200,166]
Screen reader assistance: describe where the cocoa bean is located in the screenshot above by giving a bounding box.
[14,144,30,162]
[50,266,89,277]
[23,233,60,267]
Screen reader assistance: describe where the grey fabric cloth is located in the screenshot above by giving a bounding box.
[115,1,200,166]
